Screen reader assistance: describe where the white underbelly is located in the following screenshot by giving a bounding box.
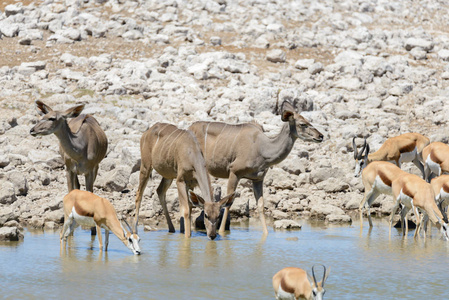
[276,285,296,300]
[374,176,392,195]
[398,190,413,208]
[426,155,441,175]
[399,148,417,164]
[71,207,96,228]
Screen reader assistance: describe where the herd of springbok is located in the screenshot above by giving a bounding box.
[28,99,449,299]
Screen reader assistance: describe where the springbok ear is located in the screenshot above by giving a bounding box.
[63,104,85,118]
[280,101,296,122]
[307,272,314,286]
[219,192,236,208]
[35,100,53,116]
[189,191,205,208]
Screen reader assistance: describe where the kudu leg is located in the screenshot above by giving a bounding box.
[219,173,240,233]
[66,170,80,191]
[253,180,268,235]
[85,169,96,193]
[133,165,152,232]
[85,171,97,236]
[177,180,191,238]
[157,177,175,233]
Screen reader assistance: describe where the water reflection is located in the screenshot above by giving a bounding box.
[1,218,449,299]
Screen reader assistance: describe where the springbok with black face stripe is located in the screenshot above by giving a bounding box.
[60,189,141,255]
[422,142,449,182]
[353,133,429,179]
[189,101,324,235]
[134,122,236,240]
[272,265,330,300]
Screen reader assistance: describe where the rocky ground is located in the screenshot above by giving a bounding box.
[1,0,449,240]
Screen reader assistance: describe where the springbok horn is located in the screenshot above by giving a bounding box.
[352,137,358,160]
[311,265,318,288]
[357,138,367,160]
[123,218,134,233]
[322,265,327,287]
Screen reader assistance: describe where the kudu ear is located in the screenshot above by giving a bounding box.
[35,100,53,116]
[280,101,296,122]
[219,192,236,208]
[63,104,85,119]
[189,191,205,208]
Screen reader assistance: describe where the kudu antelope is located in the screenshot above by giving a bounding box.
[353,133,429,179]
[189,101,323,235]
[422,142,449,182]
[134,123,236,240]
[30,101,108,193]
[60,190,141,255]
[272,265,330,300]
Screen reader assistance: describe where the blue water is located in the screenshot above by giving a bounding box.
[1,219,448,299]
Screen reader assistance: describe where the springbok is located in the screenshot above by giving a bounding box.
[390,172,449,240]
[353,133,429,178]
[360,161,449,240]
[60,189,141,255]
[134,122,236,240]
[189,101,323,235]
[272,265,330,300]
[30,100,108,193]
[419,175,449,235]
[422,142,449,182]
[430,175,449,215]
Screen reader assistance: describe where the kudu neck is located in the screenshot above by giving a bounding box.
[53,120,85,160]
[261,122,297,166]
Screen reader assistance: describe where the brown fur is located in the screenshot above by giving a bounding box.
[423,142,449,181]
[134,122,235,239]
[189,101,323,234]
[30,101,108,193]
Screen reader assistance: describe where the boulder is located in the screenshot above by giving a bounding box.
[0,226,23,241]
[273,220,302,229]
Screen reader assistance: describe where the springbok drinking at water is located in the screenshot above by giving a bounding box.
[134,122,235,240]
[353,133,429,179]
[189,101,323,235]
[272,265,330,300]
[60,190,141,255]
[360,161,449,240]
